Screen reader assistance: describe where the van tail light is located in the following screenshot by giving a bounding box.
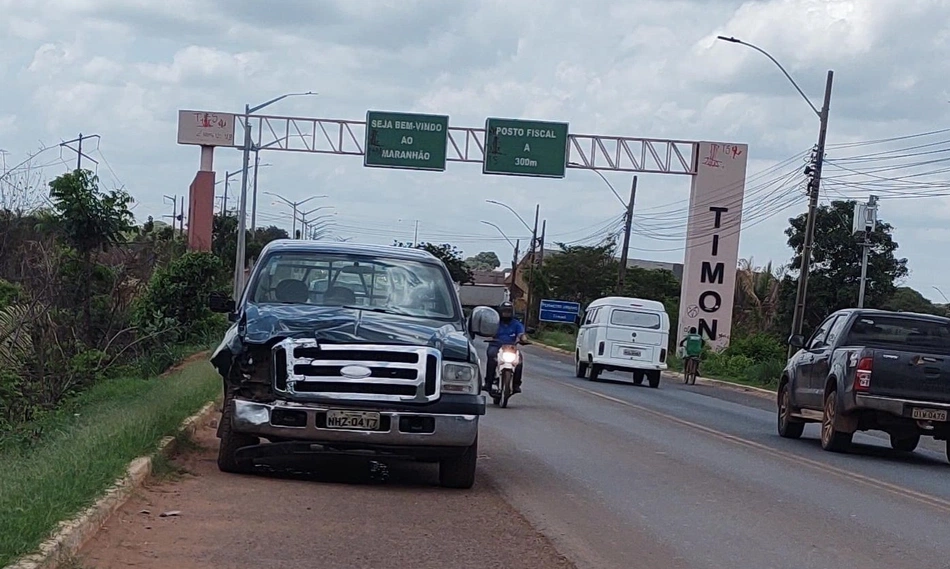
[660,348,667,362]
[854,356,873,392]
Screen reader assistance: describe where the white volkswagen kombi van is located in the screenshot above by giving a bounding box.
[574,296,670,388]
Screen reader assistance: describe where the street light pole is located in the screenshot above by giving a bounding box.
[233,91,317,300]
[717,36,834,355]
[264,191,326,238]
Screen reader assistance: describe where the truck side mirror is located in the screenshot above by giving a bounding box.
[788,334,805,349]
[209,291,236,315]
[469,306,500,337]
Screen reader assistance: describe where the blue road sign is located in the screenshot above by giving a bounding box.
[539,299,581,324]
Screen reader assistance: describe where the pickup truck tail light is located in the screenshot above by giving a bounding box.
[854,356,873,392]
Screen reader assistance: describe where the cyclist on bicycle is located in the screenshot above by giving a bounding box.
[680,327,704,382]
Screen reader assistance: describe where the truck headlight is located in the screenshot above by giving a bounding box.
[442,362,478,395]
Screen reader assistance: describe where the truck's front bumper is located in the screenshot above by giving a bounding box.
[230,398,479,448]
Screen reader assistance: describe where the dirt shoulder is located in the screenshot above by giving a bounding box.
[76,414,575,569]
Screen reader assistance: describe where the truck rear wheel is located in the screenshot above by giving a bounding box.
[647,370,660,389]
[820,389,853,453]
[439,436,478,489]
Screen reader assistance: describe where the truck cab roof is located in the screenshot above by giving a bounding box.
[256,239,440,264]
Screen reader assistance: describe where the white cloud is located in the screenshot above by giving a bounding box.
[1,0,950,300]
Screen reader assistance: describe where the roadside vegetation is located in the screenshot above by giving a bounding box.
[518,200,939,391]
[0,359,220,565]
[0,164,290,564]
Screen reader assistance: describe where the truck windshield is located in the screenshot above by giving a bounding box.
[249,252,458,320]
[845,315,950,355]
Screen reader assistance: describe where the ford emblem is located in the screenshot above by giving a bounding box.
[340,365,372,379]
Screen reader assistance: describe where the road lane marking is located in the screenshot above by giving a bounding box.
[552,378,950,515]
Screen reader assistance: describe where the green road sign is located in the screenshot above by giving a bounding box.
[483,118,569,178]
[364,111,449,171]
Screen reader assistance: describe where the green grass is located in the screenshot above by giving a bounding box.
[532,328,577,352]
[0,357,221,566]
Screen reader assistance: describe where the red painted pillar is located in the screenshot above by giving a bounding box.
[188,170,215,251]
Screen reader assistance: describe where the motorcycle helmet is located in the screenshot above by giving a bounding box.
[498,301,514,322]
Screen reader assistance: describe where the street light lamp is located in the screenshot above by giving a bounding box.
[233,91,318,300]
[717,35,834,355]
[480,220,522,304]
[263,191,327,236]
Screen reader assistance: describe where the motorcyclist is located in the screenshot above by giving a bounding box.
[484,301,528,394]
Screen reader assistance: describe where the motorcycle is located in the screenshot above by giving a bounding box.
[485,339,530,408]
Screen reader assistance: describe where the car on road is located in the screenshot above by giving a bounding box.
[574,296,670,388]
[778,308,950,462]
[208,240,500,488]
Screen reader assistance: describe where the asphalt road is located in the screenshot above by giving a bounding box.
[78,348,950,569]
[478,345,950,568]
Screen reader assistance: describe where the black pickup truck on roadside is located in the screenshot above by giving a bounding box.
[778,308,950,462]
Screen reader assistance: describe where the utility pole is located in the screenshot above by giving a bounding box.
[524,204,540,327]
[510,239,520,302]
[222,171,230,215]
[233,110,252,301]
[538,220,546,265]
[59,134,99,172]
[251,151,260,231]
[856,195,879,308]
[789,70,834,355]
[616,176,638,294]
[179,196,185,234]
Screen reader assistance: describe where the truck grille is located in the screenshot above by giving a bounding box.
[272,339,441,403]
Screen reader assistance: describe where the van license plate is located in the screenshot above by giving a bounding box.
[623,348,642,357]
[911,408,948,422]
[326,410,381,430]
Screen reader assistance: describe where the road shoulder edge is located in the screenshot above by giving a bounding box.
[530,339,776,400]
[4,400,220,569]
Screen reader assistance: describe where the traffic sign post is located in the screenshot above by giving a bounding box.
[539,299,581,324]
[364,111,449,171]
[483,118,569,178]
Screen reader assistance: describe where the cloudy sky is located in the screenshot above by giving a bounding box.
[2,0,950,301]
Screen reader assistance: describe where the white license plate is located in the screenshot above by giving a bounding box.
[325,410,381,430]
[622,348,642,357]
[911,408,948,422]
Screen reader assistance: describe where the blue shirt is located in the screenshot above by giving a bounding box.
[491,318,525,346]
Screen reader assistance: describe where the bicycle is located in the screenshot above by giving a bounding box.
[683,356,699,385]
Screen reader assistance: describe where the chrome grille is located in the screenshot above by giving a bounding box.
[272,339,442,403]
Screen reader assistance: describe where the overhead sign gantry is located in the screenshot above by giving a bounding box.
[178,108,748,351]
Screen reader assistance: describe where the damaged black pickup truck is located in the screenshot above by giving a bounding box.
[208,240,500,489]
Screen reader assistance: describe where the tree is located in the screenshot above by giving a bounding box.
[777,200,908,334]
[465,251,501,271]
[47,169,135,341]
[733,258,783,336]
[534,239,618,308]
[882,287,948,316]
[394,241,473,283]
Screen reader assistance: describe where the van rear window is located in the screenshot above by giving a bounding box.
[610,309,661,329]
[845,315,950,355]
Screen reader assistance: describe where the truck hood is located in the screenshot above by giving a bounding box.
[233,303,472,362]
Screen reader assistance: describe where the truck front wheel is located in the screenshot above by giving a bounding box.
[439,436,478,489]
[217,403,259,474]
